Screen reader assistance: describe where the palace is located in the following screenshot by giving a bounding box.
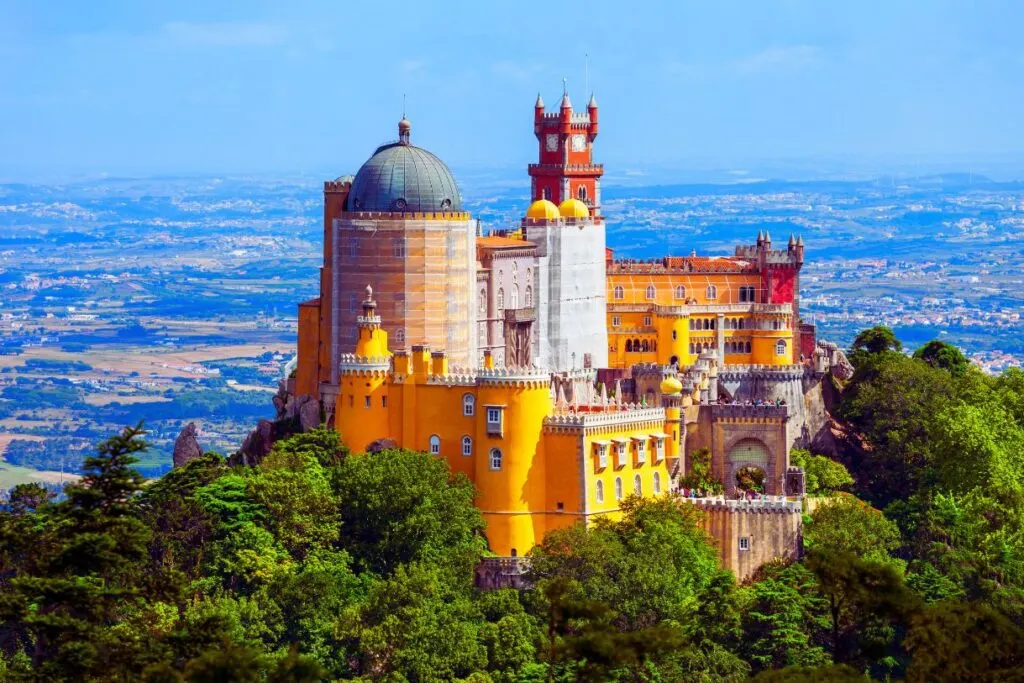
[289,86,834,581]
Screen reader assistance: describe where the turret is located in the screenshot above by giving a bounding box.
[587,92,599,137]
[660,375,683,464]
[795,235,805,264]
[560,81,572,135]
[354,284,389,359]
[534,93,544,136]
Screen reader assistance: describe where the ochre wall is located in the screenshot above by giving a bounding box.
[296,300,320,398]
[695,503,803,582]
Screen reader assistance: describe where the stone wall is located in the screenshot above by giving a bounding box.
[686,497,803,582]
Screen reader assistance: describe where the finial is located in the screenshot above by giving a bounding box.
[398,115,411,144]
[560,79,572,109]
[563,77,568,95]
[365,284,373,301]
[535,92,544,108]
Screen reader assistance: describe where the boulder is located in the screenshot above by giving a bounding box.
[234,419,276,467]
[172,422,204,468]
[296,395,321,432]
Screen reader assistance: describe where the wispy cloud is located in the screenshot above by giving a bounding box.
[162,21,291,47]
[732,45,820,75]
[397,59,427,77]
[491,60,542,83]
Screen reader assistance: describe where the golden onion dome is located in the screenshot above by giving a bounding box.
[660,376,683,395]
[558,197,590,218]
[526,198,560,220]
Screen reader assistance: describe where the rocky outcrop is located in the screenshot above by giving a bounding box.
[172,422,204,468]
[817,341,854,380]
[233,419,277,467]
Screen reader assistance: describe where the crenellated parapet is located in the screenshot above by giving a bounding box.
[710,403,790,421]
[682,496,802,514]
[543,406,666,434]
[476,366,551,388]
[717,364,808,382]
[336,354,391,374]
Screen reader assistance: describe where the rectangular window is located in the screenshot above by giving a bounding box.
[739,536,750,551]
[615,443,626,468]
[635,441,646,465]
[596,444,608,469]
[381,396,387,408]
[643,316,652,327]
[364,396,371,408]
[612,316,621,327]
[486,406,504,436]
[654,439,665,462]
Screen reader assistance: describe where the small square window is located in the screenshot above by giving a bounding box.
[739,536,750,551]
[612,316,621,327]
[556,502,564,511]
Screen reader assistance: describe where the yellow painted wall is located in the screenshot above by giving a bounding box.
[607,273,761,306]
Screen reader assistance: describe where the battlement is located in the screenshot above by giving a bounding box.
[734,245,802,265]
[528,163,604,174]
[337,354,391,374]
[710,403,790,420]
[682,496,802,514]
[544,405,665,430]
[608,303,792,317]
[717,364,808,382]
[608,256,756,275]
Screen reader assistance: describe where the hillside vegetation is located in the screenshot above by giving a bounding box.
[0,327,1022,681]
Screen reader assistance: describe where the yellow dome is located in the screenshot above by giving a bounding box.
[526,199,560,220]
[558,198,590,218]
[660,376,683,395]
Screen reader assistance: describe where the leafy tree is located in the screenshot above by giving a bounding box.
[804,495,901,565]
[749,664,865,682]
[851,325,902,356]
[904,601,1024,682]
[789,450,853,495]
[738,562,829,672]
[6,482,54,514]
[0,424,153,680]
[330,448,486,576]
[912,340,970,375]
[680,447,724,494]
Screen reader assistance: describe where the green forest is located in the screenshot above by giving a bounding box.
[0,327,1022,681]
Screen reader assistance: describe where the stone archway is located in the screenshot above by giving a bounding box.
[725,438,773,497]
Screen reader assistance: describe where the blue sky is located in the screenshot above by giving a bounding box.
[1,0,1022,178]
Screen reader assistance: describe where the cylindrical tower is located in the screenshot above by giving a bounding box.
[335,286,392,452]
[473,369,551,557]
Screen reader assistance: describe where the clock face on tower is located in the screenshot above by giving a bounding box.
[571,134,586,152]
[545,134,558,152]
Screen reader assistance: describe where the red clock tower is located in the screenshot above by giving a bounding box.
[529,83,603,215]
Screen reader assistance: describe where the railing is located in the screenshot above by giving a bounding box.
[528,163,604,173]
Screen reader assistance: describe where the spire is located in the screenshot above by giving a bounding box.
[764,230,772,245]
[560,78,572,109]
[796,235,804,246]
[588,92,597,108]
[788,233,796,248]
[757,229,764,244]
[535,92,544,108]
[398,116,411,145]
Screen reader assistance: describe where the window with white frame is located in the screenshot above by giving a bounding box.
[613,285,624,300]
[497,288,504,313]
[643,315,652,327]
[595,443,608,469]
[489,448,503,471]
[634,474,642,495]
[463,393,475,416]
[511,285,519,309]
[486,406,504,436]
[525,286,533,307]
[478,289,486,315]
[461,435,473,457]
[634,439,646,465]
[611,315,621,327]
[653,438,665,462]
[739,536,751,551]
[614,441,627,468]
[645,285,656,300]
[776,339,788,356]
[653,471,661,495]
[429,434,440,455]
[595,480,604,503]
[614,477,623,501]
[393,240,406,258]
[674,285,686,300]
[706,285,718,299]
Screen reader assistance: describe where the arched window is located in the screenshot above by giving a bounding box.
[614,477,623,501]
[478,289,486,315]
[542,187,551,200]
[641,340,649,352]
[595,480,604,503]
[706,285,718,300]
[511,285,519,309]
[461,435,473,457]
[633,474,642,495]
[613,285,624,300]
[645,285,656,300]
[395,329,405,344]
[738,318,745,330]
[497,288,504,312]
[745,341,752,353]
[625,339,633,353]
[689,342,695,354]
[653,471,661,495]
[652,340,657,352]
[776,339,788,356]
[703,319,711,330]
[525,286,533,307]
[633,338,641,352]
[578,185,588,201]
[429,435,440,455]
[674,285,686,300]
[489,448,503,471]
[463,393,475,416]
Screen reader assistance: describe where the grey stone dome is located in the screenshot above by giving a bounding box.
[348,121,462,213]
